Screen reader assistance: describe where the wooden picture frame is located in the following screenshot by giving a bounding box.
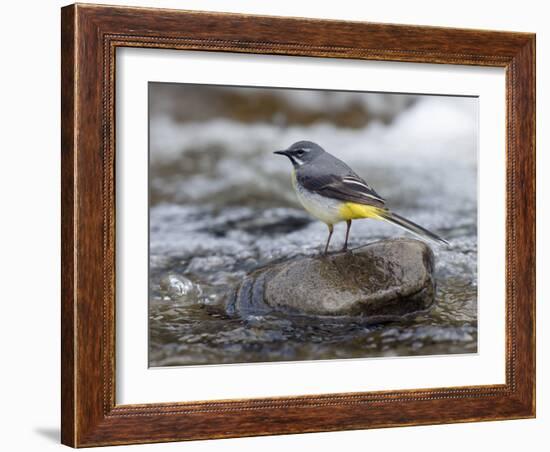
[61,3,535,447]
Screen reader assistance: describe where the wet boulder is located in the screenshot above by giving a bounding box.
[227,238,436,321]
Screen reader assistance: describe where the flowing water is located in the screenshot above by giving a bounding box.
[148,86,478,367]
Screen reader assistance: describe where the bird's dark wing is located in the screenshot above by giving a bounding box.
[298,172,386,207]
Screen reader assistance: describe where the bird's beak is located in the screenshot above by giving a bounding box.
[274,150,289,157]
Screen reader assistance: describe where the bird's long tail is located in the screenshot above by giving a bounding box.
[378,210,449,246]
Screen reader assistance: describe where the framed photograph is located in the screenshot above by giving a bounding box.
[61,3,535,447]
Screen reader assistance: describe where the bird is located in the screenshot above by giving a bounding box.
[274,140,449,254]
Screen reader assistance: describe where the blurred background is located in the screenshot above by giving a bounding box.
[148,83,478,367]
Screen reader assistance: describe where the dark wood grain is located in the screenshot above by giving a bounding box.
[61,3,536,447]
[60,5,76,446]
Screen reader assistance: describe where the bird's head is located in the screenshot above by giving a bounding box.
[274,141,325,167]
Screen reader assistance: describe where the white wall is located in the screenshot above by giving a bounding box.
[0,1,545,451]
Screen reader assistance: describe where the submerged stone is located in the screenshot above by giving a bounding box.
[227,238,436,321]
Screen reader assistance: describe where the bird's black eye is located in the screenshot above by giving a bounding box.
[296,149,305,157]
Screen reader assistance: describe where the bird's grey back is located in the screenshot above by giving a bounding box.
[295,148,386,207]
[300,150,359,179]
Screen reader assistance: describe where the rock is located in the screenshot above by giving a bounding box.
[227,238,435,321]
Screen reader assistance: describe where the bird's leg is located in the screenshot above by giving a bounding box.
[343,220,352,252]
[324,224,334,255]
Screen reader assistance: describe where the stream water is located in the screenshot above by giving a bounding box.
[148,85,478,366]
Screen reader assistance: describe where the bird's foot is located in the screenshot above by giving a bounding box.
[341,244,353,254]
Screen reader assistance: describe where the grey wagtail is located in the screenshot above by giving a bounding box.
[275,140,449,254]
